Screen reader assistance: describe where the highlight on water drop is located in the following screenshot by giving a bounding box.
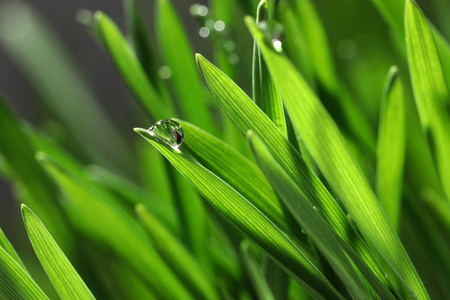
[148,119,184,149]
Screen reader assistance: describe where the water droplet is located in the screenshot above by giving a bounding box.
[214,20,225,32]
[158,66,172,79]
[224,41,235,52]
[199,27,210,38]
[189,4,208,17]
[313,206,317,210]
[148,119,184,149]
[258,20,285,53]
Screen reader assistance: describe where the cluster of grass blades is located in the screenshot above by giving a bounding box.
[0,0,449,299]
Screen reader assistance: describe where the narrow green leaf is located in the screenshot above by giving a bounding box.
[37,153,194,300]
[94,11,173,120]
[0,227,25,271]
[134,127,343,300]
[21,205,94,299]
[195,54,389,289]
[252,0,287,136]
[0,245,48,300]
[136,204,219,300]
[177,120,294,239]
[156,0,217,133]
[376,66,405,229]
[248,132,394,300]
[247,18,428,299]
[369,0,450,91]
[276,2,314,86]
[240,240,275,300]
[85,165,179,233]
[405,0,450,203]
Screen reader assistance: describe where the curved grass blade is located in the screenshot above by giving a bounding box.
[37,153,194,300]
[368,0,450,90]
[405,0,450,203]
[252,0,287,136]
[240,240,275,300]
[176,120,293,239]
[246,18,428,299]
[291,0,376,151]
[134,127,344,300]
[21,205,94,300]
[0,227,25,271]
[156,0,217,133]
[0,245,48,300]
[195,54,389,288]
[377,66,405,229]
[85,165,179,233]
[136,204,219,300]
[94,12,173,120]
[248,132,395,300]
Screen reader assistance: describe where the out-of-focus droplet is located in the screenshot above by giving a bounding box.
[189,4,208,17]
[229,53,240,65]
[158,66,172,79]
[214,20,225,32]
[199,27,210,38]
[148,119,184,149]
[224,41,235,52]
[258,20,285,53]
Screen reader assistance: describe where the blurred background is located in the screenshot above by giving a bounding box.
[0,0,448,294]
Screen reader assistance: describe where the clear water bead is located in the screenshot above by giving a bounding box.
[148,119,184,149]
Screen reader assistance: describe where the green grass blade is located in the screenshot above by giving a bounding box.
[94,12,173,120]
[195,53,389,288]
[156,0,217,133]
[369,0,450,90]
[377,66,406,229]
[21,205,94,299]
[37,153,194,300]
[85,165,179,233]
[240,240,275,300]
[276,2,314,86]
[124,0,157,81]
[246,18,428,299]
[248,132,394,299]
[134,127,344,300]
[0,97,72,250]
[136,204,219,300]
[176,119,293,238]
[405,0,450,203]
[291,0,376,151]
[0,3,132,174]
[0,245,48,300]
[252,0,287,136]
[0,227,25,271]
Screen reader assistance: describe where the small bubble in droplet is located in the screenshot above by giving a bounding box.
[190,4,208,17]
[229,53,240,65]
[313,206,317,210]
[224,40,235,52]
[148,119,184,149]
[214,20,225,32]
[199,27,210,38]
[158,66,172,79]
